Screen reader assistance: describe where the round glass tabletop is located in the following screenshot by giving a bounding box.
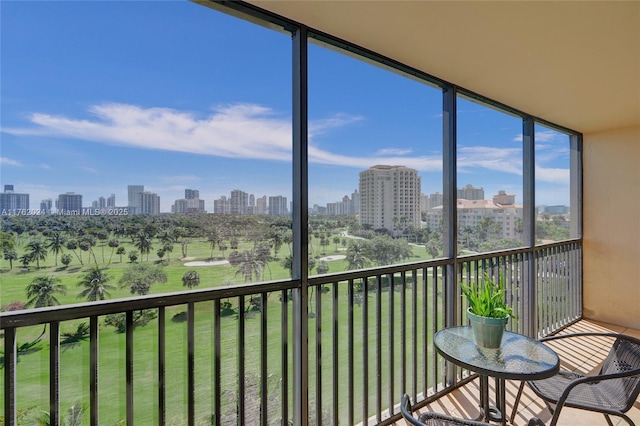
[434,326,559,380]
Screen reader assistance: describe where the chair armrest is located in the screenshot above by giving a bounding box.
[539,331,628,343]
[553,365,640,411]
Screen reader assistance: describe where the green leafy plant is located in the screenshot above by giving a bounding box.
[461,272,516,319]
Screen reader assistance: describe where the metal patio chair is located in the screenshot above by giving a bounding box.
[400,394,490,426]
[510,332,640,426]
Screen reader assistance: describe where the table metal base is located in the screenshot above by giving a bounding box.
[478,375,507,425]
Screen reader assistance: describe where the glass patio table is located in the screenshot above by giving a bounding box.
[434,326,559,425]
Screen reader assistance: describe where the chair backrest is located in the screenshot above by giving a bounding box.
[599,334,640,410]
[401,394,426,426]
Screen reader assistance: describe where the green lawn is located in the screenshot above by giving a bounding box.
[1,237,439,424]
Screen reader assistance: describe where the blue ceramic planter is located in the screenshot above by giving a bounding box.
[467,307,509,348]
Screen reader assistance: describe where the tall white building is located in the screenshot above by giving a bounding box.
[426,190,523,239]
[128,185,144,215]
[213,196,230,214]
[358,165,421,234]
[139,192,160,215]
[172,189,205,214]
[0,185,29,212]
[56,192,82,214]
[230,189,249,215]
[268,195,288,216]
[457,184,485,201]
[184,189,199,200]
[40,199,53,214]
[256,195,268,215]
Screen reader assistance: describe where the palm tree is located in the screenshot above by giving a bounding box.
[119,263,167,296]
[66,239,83,265]
[316,260,330,275]
[4,248,17,270]
[116,246,126,263]
[425,240,440,259]
[345,242,371,271]
[60,253,72,268]
[133,232,153,261]
[94,230,109,263]
[46,232,66,266]
[333,236,341,252]
[283,231,293,255]
[26,239,48,269]
[107,239,119,265]
[77,266,115,302]
[162,243,174,261]
[281,255,293,278]
[228,251,264,283]
[270,230,284,258]
[182,270,200,289]
[26,275,66,308]
[78,235,98,265]
[207,231,219,260]
[20,253,32,268]
[26,275,67,340]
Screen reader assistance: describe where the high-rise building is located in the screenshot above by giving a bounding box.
[268,196,288,216]
[458,184,485,201]
[213,196,230,214]
[40,199,53,214]
[172,189,205,214]
[322,190,360,216]
[56,193,82,214]
[426,191,523,239]
[256,195,268,215]
[0,185,29,212]
[492,190,515,206]
[139,192,160,215]
[350,189,360,214]
[230,189,249,215]
[107,194,116,207]
[429,192,444,208]
[185,189,199,200]
[128,185,144,215]
[359,165,421,234]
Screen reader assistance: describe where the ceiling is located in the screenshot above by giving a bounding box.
[246,0,640,135]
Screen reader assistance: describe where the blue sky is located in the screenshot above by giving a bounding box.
[1,1,571,213]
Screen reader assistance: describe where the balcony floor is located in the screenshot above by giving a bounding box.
[395,319,640,426]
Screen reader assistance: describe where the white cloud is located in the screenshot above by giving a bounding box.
[6,103,569,180]
[375,148,413,156]
[458,146,522,175]
[0,157,23,167]
[513,130,561,143]
[535,165,570,184]
[309,113,363,136]
[2,102,447,172]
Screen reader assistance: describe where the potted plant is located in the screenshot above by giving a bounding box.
[461,272,515,348]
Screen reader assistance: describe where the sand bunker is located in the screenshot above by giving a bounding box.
[318,255,346,262]
[184,260,230,267]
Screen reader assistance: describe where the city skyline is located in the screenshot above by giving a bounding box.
[0,180,567,217]
[1,2,572,213]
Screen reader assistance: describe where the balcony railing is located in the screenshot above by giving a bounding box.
[1,241,581,426]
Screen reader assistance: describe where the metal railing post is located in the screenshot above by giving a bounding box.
[443,84,458,385]
[292,24,309,426]
[523,116,537,338]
